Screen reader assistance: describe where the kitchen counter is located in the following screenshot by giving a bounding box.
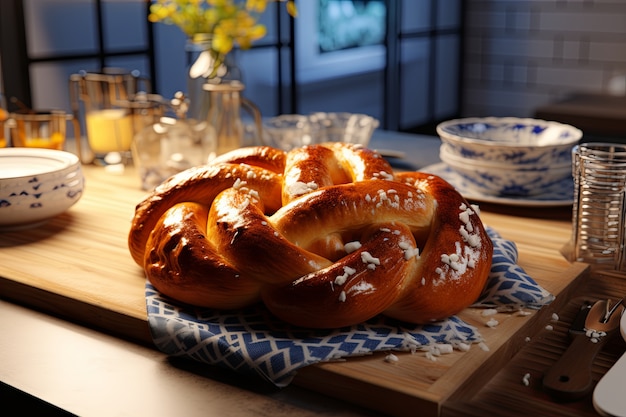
[0,132,616,416]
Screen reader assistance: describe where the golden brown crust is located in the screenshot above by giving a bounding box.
[128,143,493,327]
[145,202,262,309]
[128,162,284,265]
[386,172,494,322]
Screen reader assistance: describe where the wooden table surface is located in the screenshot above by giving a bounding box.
[1,134,618,417]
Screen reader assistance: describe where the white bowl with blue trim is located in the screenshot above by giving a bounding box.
[439,142,572,197]
[0,148,84,229]
[436,117,582,166]
[436,117,581,196]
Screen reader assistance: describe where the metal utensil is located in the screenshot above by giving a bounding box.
[543,299,624,401]
[602,297,624,323]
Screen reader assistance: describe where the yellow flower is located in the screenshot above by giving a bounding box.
[246,0,268,13]
[149,0,297,40]
[149,0,296,78]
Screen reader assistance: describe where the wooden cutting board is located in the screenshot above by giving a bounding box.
[0,165,589,417]
[442,270,626,417]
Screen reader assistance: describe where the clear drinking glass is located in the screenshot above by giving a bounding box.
[9,110,72,150]
[69,68,151,165]
[570,142,626,271]
[0,94,7,147]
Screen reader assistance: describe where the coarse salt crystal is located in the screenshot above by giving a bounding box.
[467,234,481,248]
[361,251,380,266]
[233,178,246,189]
[434,344,453,355]
[384,353,399,363]
[335,273,348,286]
[456,342,471,352]
[404,247,420,260]
[344,241,362,253]
[486,318,499,328]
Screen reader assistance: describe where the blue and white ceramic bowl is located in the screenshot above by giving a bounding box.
[0,148,84,229]
[436,117,582,166]
[436,117,581,197]
[440,143,572,196]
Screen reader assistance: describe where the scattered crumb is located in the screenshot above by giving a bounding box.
[586,329,606,344]
[517,310,532,317]
[420,343,457,362]
[486,318,499,328]
[522,373,531,386]
[586,329,607,339]
[481,308,498,317]
[545,324,554,331]
[478,341,490,352]
[524,336,531,343]
[551,313,559,322]
[435,344,454,355]
[384,353,399,363]
[455,342,471,352]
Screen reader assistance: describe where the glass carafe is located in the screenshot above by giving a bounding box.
[203,80,262,157]
[132,92,216,190]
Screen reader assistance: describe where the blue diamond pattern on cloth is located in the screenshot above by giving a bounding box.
[475,227,555,309]
[145,227,552,387]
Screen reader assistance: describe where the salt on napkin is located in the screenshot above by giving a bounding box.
[145,227,553,386]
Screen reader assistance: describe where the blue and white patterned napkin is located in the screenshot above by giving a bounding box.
[145,227,553,386]
[475,228,555,309]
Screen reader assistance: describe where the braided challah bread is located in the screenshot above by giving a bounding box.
[129,143,493,328]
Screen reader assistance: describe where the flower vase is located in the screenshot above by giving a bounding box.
[186,34,242,123]
[203,80,262,158]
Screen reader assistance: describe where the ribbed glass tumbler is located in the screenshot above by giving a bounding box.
[571,142,626,271]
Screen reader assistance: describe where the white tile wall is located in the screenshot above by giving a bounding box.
[462,0,626,117]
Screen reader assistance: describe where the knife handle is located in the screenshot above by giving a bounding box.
[543,333,612,401]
